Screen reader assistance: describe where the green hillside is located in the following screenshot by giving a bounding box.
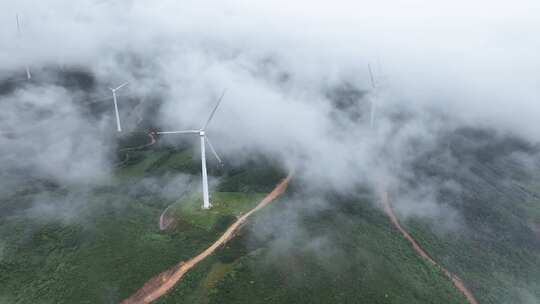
[1,131,539,303]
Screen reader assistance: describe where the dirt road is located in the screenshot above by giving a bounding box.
[159,205,174,231]
[380,191,479,304]
[119,132,156,152]
[121,173,293,304]
[115,132,157,167]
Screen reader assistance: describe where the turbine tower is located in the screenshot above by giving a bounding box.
[157,90,226,209]
[16,14,31,80]
[368,63,377,128]
[109,82,129,132]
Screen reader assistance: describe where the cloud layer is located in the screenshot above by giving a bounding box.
[0,0,539,215]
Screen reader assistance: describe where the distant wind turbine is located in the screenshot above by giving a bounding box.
[109,82,129,132]
[16,14,31,80]
[368,63,378,128]
[368,59,388,128]
[157,90,226,209]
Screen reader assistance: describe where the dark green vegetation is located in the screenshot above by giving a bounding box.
[0,136,282,304]
[401,129,540,304]
[158,191,468,304]
[1,129,539,304]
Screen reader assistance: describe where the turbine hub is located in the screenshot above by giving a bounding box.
[199,130,205,136]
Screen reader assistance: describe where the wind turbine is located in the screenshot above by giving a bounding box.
[368,63,378,128]
[157,90,226,209]
[109,82,129,132]
[16,14,31,80]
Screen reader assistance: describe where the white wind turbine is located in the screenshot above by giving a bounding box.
[16,14,31,80]
[157,90,226,209]
[368,63,378,128]
[109,82,129,132]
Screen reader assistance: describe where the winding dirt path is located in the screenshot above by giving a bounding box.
[121,173,293,304]
[380,191,479,304]
[159,205,174,231]
[119,132,157,152]
[115,132,157,167]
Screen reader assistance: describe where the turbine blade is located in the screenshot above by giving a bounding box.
[16,14,21,35]
[202,89,226,130]
[370,98,376,128]
[114,82,129,91]
[368,64,376,89]
[156,130,199,134]
[205,135,223,164]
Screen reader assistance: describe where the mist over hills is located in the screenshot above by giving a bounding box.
[1,1,539,303]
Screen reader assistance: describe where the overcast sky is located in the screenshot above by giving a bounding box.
[0,0,539,211]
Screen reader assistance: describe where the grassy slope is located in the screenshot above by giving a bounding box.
[404,165,540,303]
[3,133,535,303]
[0,144,273,303]
[401,132,540,304]
[172,192,265,231]
[157,193,467,304]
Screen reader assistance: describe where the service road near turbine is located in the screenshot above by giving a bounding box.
[380,190,479,304]
[122,172,293,304]
[118,132,157,152]
[115,132,157,167]
[159,204,174,231]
